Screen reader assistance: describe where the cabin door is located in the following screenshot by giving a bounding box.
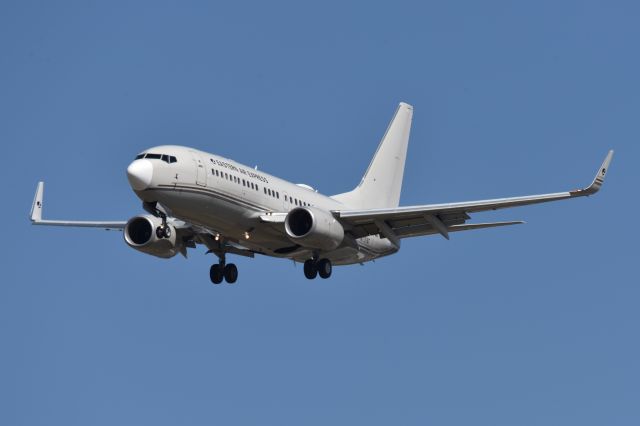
[190,151,206,187]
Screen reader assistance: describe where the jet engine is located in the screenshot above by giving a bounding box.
[285,207,344,250]
[124,215,182,258]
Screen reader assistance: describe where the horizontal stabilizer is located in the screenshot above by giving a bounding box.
[396,221,524,239]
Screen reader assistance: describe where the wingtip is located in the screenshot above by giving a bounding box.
[604,149,614,169]
[572,150,613,196]
[30,181,45,222]
[594,149,614,188]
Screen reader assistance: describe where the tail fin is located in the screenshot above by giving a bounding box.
[332,102,413,209]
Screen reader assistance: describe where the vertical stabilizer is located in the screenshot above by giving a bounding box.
[332,102,413,209]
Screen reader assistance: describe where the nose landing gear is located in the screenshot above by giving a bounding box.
[143,201,172,239]
[155,217,171,239]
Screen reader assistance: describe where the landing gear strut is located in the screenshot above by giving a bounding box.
[155,213,171,239]
[143,202,172,239]
[209,253,238,284]
[303,258,332,280]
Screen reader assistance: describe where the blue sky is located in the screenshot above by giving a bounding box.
[1,1,638,425]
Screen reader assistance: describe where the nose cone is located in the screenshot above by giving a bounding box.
[127,160,153,190]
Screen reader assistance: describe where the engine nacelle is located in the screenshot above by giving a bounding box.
[124,215,181,258]
[285,207,344,250]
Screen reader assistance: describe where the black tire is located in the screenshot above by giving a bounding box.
[224,263,238,284]
[303,259,318,280]
[156,226,165,239]
[162,226,172,238]
[209,264,224,284]
[318,258,332,279]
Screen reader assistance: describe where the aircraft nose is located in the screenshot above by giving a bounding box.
[127,159,153,190]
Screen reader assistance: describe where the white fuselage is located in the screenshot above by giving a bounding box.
[129,145,398,265]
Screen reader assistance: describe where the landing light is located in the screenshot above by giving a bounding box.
[244,232,250,240]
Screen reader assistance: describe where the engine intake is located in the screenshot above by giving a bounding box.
[124,215,181,258]
[285,207,344,250]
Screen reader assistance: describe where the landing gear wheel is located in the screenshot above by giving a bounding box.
[304,259,318,279]
[318,258,332,279]
[224,263,238,284]
[162,226,171,238]
[209,264,224,284]
[156,226,165,239]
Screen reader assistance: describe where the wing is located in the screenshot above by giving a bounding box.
[30,181,256,260]
[30,182,127,230]
[333,150,613,242]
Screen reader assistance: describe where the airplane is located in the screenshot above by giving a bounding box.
[30,102,613,284]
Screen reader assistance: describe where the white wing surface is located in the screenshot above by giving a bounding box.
[333,151,613,241]
[30,182,127,230]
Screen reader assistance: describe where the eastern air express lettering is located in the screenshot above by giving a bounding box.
[213,159,269,183]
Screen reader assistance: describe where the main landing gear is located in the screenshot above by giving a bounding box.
[209,254,238,284]
[304,258,332,280]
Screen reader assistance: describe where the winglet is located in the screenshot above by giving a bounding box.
[30,181,44,223]
[571,150,614,196]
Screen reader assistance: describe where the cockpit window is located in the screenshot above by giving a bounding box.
[135,153,178,164]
